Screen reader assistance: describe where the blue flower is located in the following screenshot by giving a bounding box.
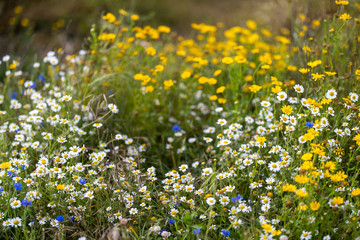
[168,219,175,224]
[172,125,181,131]
[56,215,64,222]
[22,199,32,207]
[231,194,243,203]
[306,122,314,127]
[31,82,37,89]
[193,228,201,234]
[8,171,16,179]
[108,90,114,94]
[79,178,86,185]
[14,182,23,191]
[221,229,230,237]
[10,91,18,99]
[38,74,45,82]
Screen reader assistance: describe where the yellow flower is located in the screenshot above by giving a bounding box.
[145,86,154,93]
[256,136,266,144]
[246,20,257,30]
[307,60,322,68]
[331,196,344,206]
[310,201,320,211]
[181,70,192,79]
[0,162,11,169]
[353,134,360,146]
[335,0,349,5]
[296,189,308,198]
[311,73,325,81]
[131,14,140,21]
[301,153,313,161]
[351,188,360,196]
[271,230,281,236]
[311,147,325,156]
[214,69,222,77]
[216,86,226,93]
[57,184,65,190]
[282,183,297,192]
[281,105,293,115]
[119,9,129,16]
[297,202,308,211]
[102,13,116,23]
[146,47,156,56]
[271,86,282,93]
[234,56,247,64]
[294,175,309,184]
[157,25,171,33]
[218,98,227,104]
[249,85,262,93]
[339,13,351,21]
[261,224,273,233]
[163,80,174,89]
[222,57,234,64]
[209,95,218,101]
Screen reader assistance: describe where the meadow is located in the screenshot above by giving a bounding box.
[0,1,360,239]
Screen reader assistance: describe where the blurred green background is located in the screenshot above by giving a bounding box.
[0,0,334,56]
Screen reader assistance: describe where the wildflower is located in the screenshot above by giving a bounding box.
[222,57,234,64]
[339,13,351,21]
[221,229,230,237]
[22,199,32,207]
[351,188,360,196]
[312,73,325,81]
[310,201,320,211]
[56,215,64,222]
[217,119,227,126]
[206,197,216,206]
[300,231,312,240]
[277,91,287,101]
[11,218,22,227]
[282,184,297,192]
[172,125,181,131]
[249,85,262,93]
[281,105,293,115]
[330,196,344,207]
[296,189,308,198]
[14,183,23,191]
[108,104,119,113]
[0,162,11,169]
[325,89,337,99]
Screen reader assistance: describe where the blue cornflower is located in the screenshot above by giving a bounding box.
[38,74,45,82]
[8,171,16,179]
[10,91,18,99]
[193,228,201,234]
[231,194,243,203]
[56,215,64,222]
[221,229,230,237]
[306,122,314,127]
[31,82,36,89]
[172,125,181,131]
[79,178,86,185]
[108,90,114,94]
[168,219,175,224]
[22,199,32,207]
[14,182,23,191]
